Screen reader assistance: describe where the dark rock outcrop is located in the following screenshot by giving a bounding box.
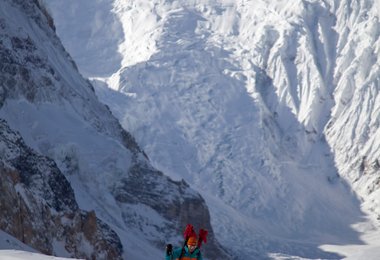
[113,163,230,259]
[0,119,123,259]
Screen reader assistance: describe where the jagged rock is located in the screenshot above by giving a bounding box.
[113,163,230,259]
[0,119,123,259]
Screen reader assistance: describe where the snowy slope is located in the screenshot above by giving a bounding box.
[45,0,380,259]
[0,230,81,259]
[0,250,77,260]
[0,230,38,255]
[0,0,227,259]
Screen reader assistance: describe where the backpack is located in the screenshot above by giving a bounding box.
[179,247,201,259]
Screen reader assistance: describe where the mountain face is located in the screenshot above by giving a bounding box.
[325,0,380,219]
[0,119,122,259]
[44,0,380,259]
[0,0,228,259]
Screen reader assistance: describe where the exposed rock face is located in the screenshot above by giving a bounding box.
[113,163,229,259]
[0,119,123,259]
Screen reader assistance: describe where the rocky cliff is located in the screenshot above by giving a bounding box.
[0,119,123,259]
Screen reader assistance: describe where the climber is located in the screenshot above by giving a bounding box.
[165,224,207,260]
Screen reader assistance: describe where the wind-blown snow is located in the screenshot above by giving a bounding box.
[44,0,380,259]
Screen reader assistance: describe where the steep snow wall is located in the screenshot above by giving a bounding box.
[325,0,380,221]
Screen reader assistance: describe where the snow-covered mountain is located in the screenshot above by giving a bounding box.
[2,0,379,259]
[46,0,380,259]
[0,0,227,259]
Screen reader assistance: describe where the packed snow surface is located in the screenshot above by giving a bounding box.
[0,251,77,260]
[0,231,77,259]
